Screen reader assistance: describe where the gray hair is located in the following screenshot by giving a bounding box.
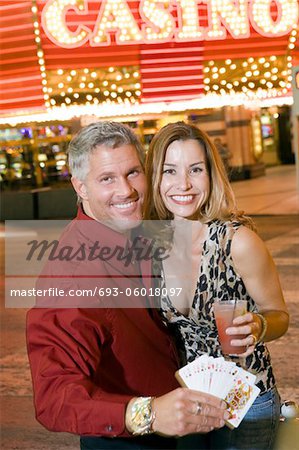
[67,121,145,181]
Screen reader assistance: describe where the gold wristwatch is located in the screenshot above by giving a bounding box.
[127,396,156,435]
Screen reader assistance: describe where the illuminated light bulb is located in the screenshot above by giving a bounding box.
[65,97,71,104]
[266,82,273,88]
[251,64,258,70]
[219,68,226,74]
[227,83,233,89]
[103,80,108,86]
[248,82,255,89]
[241,76,247,82]
[42,87,48,93]
[35,37,41,43]
[88,83,94,88]
[117,87,124,93]
[31,6,38,13]
[95,88,100,93]
[116,74,122,80]
[242,62,248,67]
[84,68,89,74]
[94,98,99,104]
[253,70,260,76]
[204,78,210,84]
[203,67,210,73]
[60,92,65,97]
[230,64,237,70]
[37,50,44,58]
[133,71,139,78]
[204,85,210,91]
[58,82,64,88]
[289,43,295,49]
[74,93,79,98]
[111,92,117,98]
[68,87,73,93]
[108,67,114,73]
[248,57,254,63]
[136,90,141,96]
[209,60,215,66]
[44,94,49,100]
[212,85,219,91]
[135,83,141,89]
[45,102,50,108]
[50,99,56,105]
[212,67,218,73]
[81,76,86,81]
[260,79,266,85]
[86,94,93,101]
[264,71,271,78]
[259,57,265,64]
[271,75,278,81]
[67,76,72,82]
[104,90,109,96]
[126,91,132,97]
[111,84,117,90]
[91,72,97,78]
[125,73,130,79]
[79,83,85,88]
[233,81,239,86]
[245,71,252,77]
[70,70,76,76]
[220,80,227,85]
[212,73,219,79]
[279,81,286,87]
[264,62,270,68]
[42,79,47,86]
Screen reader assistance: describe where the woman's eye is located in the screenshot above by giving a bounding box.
[162,168,175,175]
[191,167,203,173]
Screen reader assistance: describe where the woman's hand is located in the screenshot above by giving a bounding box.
[151,388,229,437]
[225,312,263,357]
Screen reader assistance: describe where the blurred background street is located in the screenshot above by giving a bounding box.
[1,165,298,449]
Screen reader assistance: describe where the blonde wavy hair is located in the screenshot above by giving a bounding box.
[144,121,254,229]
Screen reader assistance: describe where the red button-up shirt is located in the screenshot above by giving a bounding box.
[26,209,179,437]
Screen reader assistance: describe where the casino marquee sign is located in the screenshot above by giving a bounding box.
[42,0,298,47]
[1,0,299,116]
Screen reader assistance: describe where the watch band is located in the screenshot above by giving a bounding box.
[256,313,268,342]
[128,396,156,436]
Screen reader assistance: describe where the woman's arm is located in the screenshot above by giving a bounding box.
[226,225,289,356]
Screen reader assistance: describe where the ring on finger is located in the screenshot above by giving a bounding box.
[193,401,203,415]
[250,334,258,346]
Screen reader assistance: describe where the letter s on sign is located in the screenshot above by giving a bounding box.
[42,0,90,48]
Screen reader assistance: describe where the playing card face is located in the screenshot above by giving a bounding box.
[175,355,260,428]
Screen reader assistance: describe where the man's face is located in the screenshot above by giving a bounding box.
[72,144,147,230]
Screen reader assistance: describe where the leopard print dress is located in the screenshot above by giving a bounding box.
[159,219,275,394]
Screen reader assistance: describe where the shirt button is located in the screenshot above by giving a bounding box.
[106,425,113,432]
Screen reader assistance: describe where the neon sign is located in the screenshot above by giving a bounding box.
[41,0,299,48]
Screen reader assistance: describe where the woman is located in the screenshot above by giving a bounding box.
[144,122,289,449]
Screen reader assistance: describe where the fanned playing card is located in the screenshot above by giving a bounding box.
[175,355,260,428]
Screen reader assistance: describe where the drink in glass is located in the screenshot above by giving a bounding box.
[214,300,247,355]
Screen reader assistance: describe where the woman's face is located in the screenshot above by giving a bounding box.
[159,139,210,220]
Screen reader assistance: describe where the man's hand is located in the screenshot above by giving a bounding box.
[151,388,228,436]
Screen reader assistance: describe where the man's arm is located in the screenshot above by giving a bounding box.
[26,307,132,437]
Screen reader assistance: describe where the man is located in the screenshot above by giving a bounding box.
[26,122,228,450]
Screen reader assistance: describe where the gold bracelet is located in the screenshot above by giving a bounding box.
[128,397,156,436]
[256,313,268,342]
